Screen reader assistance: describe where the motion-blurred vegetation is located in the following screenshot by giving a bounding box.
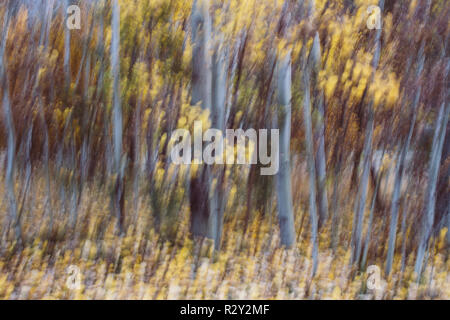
[0,0,448,299]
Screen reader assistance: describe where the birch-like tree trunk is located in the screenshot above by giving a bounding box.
[361,147,385,269]
[400,175,413,274]
[414,100,449,278]
[133,92,142,224]
[190,0,212,110]
[309,32,329,229]
[1,10,23,244]
[111,0,125,233]
[351,108,373,266]
[189,0,213,239]
[211,35,227,250]
[302,51,319,274]
[447,201,450,246]
[385,49,423,275]
[276,50,296,248]
[64,0,71,87]
[351,0,383,266]
[39,0,55,50]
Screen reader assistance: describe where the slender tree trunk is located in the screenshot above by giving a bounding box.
[302,52,319,275]
[309,33,329,229]
[189,0,213,239]
[352,110,374,265]
[74,6,96,89]
[111,0,124,234]
[39,0,55,50]
[385,40,424,276]
[17,122,33,223]
[190,0,212,110]
[361,147,385,269]
[276,50,296,248]
[447,203,450,247]
[315,92,329,228]
[211,35,227,250]
[351,0,383,266]
[0,10,23,244]
[385,88,420,275]
[133,93,142,224]
[400,175,413,274]
[64,0,71,88]
[330,154,342,251]
[415,101,449,278]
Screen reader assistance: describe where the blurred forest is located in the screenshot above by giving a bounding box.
[0,0,449,299]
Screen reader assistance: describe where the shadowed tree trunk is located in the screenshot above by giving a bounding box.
[415,100,449,279]
[352,104,374,266]
[438,125,450,247]
[351,0,383,266]
[1,9,23,244]
[211,33,228,250]
[309,32,329,229]
[189,0,214,239]
[111,0,125,234]
[385,46,424,276]
[361,147,385,269]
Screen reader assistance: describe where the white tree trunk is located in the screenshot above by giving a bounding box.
[190,0,212,110]
[385,56,422,275]
[415,101,449,278]
[190,0,213,239]
[112,0,122,171]
[276,51,296,248]
[0,11,23,244]
[64,0,71,87]
[352,110,374,265]
[211,35,227,250]
[385,87,421,275]
[302,55,319,275]
[351,0,382,266]
[111,0,124,233]
[309,33,329,228]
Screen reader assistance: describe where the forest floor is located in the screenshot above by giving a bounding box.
[0,176,449,300]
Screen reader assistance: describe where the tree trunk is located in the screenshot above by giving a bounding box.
[415,101,449,278]
[361,147,385,269]
[385,71,421,275]
[0,10,23,244]
[302,53,319,275]
[351,0,383,266]
[111,0,125,234]
[352,109,374,266]
[276,50,296,248]
[309,33,329,229]
[189,0,213,239]
[64,0,71,88]
[211,35,227,250]
[385,40,425,275]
